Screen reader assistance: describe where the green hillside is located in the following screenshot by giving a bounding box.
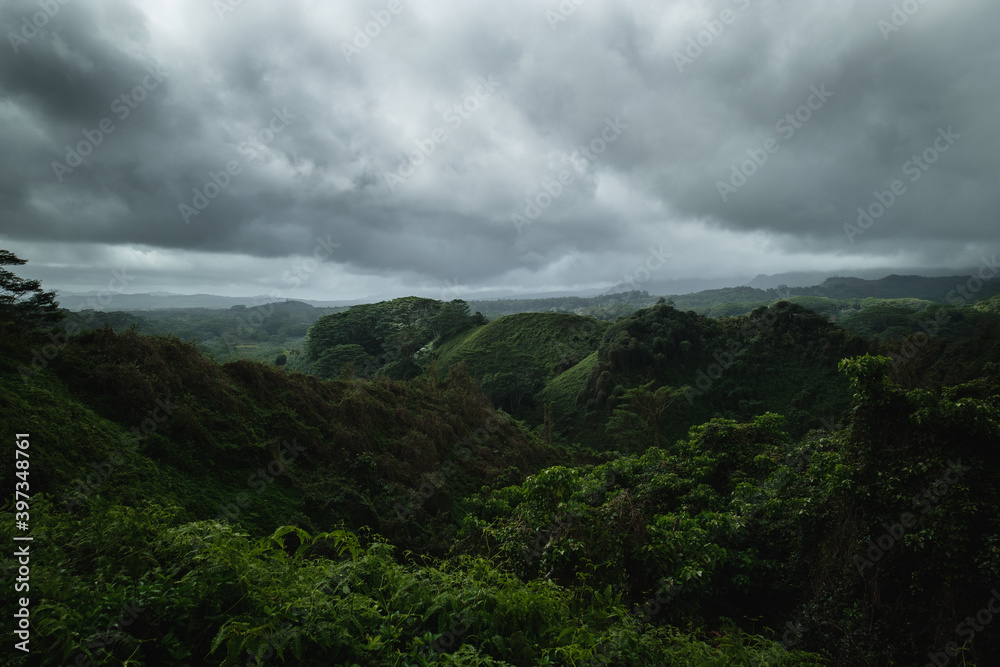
[433,312,610,414]
[537,350,600,422]
[535,300,869,447]
[304,296,486,380]
[3,252,1000,665]
[467,274,1000,321]
[3,327,546,555]
[973,293,1000,314]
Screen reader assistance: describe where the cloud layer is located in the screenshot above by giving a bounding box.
[2,0,997,299]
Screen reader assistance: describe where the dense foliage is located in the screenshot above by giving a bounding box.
[305,297,485,380]
[2,256,999,665]
[434,312,610,414]
[0,250,62,333]
[2,326,545,555]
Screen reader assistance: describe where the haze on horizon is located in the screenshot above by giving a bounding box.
[1,0,997,302]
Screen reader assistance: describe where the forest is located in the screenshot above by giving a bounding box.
[2,249,999,665]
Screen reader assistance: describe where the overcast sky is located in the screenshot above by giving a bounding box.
[1,0,997,301]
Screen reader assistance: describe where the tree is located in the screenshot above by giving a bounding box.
[315,343,373,379]
[429,299,474,340]
[481,369,540,413]
[618,381,683,447]
[0,249,62,332]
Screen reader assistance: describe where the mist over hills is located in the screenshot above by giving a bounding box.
[52,291,364,311]
[743,266,984,289]
[53,269,998,313]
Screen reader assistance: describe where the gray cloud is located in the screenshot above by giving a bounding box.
[1,0,997,300]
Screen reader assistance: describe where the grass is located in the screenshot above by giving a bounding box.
[434,312,610,385]
[537,350,599,422]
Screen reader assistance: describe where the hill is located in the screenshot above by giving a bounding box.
[304,297,487,380]
[433,312,610,413]
[4,251,1000,665]
[467,274,1000,321]
[3,328,546,555]
[53,291,361,310]
[542,300,870,446]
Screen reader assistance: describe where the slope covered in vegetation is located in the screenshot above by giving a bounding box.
[2,326,545,556]
[433,312,610,414]
[3,252,1000,665]
[304,297,486,380]
[459,360,1000,664]
[0,322,827,666]
[533,301,869,447]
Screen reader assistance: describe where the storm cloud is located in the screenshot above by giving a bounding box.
[1,0,997,299]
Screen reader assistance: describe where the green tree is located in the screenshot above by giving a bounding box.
[837,354,895,406]
[612,381,683,447]
[314,343,372,378]
[429,299,474,339]
[0,249,62,332]
[481,369,539,413]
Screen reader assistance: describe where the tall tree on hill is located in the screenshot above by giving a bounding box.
[0,249,62,333]
[429,299,475,339]
[621,381,683,448]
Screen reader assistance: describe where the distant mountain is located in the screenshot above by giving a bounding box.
[602,276,755,296]
[54,269,997,314]
[54,290,364,311]
[802,273,994,301]
[665,273,1000,309]
[591,267,982,298]
[745,267,974,289]
[230,299,317,312]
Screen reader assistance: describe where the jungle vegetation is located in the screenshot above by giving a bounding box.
[2,250,998,665]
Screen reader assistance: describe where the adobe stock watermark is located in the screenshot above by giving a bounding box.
[945,254,998,307]
[551,317,604,374]
[214,236,339,351]
[886,254,996,371]
[844,126,960,244]
[62,396,180,511]
[511,116,628,235]
[422,612,477,658]
[53,600,146,662]
[392,413,508,522]
[780,619,807,650]
[438,277,465,302]
[178,107,295,224]
[340,0,408,63]
[619,244,673,292]
[7,0,72,53]
[546,0,588,31]
[673,0,751,73]
[925,588,1000,667]
[685,299,793,403]
[717,84,833,202]
[279,241,339,290]
[583,579,684,666]
[524,468,620,568]
[384,76,502,192]
[878,0,931,41]
[854,459,970,575]
[215,439,307,523]
[522,518,571,568]
[51,64,167,182]
[246,622,296,664]
[17,268,135,382]
[213,0,248,21]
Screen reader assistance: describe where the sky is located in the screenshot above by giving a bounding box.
[1,0,998,302]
